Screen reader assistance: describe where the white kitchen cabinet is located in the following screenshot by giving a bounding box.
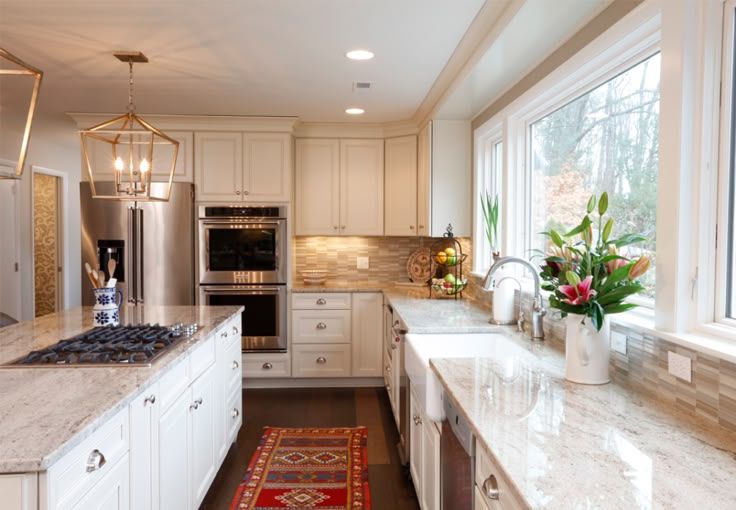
[409,384,440,510]
[242,352,291,378]
[0,474,37,510]
[129,384,160,510]
[475,442,526,510]
[351,292,383,377]
[190,363,217,509]
[70,454,129,510]
[293,309,352,344]
[215,318,243,462]
[151,130,194,183]
[384,135,419,236]
[158,386,191,510]
[292,343,352,377]
[195,132,291,202]
[295,138,384,235]
[417,120,471,237]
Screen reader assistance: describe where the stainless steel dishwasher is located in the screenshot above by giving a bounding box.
[441,391,475,510]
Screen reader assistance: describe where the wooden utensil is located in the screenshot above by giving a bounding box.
[97,270,105,288]
[108,259,117,280]
[85,262,99,288]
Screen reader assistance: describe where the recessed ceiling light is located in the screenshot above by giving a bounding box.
[346,49,375,61]
[345,108,365,115]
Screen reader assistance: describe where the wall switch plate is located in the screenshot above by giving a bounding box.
[357,256,369,269]
[611,331,627,355]
[667,351,692,382]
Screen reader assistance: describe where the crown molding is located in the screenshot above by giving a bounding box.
[293,121,418,139]
[67,113,300,132]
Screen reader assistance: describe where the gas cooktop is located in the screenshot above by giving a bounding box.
[4,323,198,368]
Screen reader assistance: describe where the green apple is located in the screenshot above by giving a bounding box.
[444,273,456,284]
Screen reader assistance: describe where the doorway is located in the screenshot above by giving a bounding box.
[0,172,21,321]
[32,170,64,317]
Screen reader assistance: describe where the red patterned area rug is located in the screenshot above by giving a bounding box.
[230,427,371,510]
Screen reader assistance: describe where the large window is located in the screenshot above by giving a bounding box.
[528,53,660,300]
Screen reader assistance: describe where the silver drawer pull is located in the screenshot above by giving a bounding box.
[386,384,391,393]
[86,449,106,472]
[316,322,327,330]
[235,190,241,195]
[232,360,240,370]
[385,365,391,372]
[391,343,398,350]
[262,362,273,370]
[190,397,203,411]
[316,356,327,364]
[221,330,228,338]
[232,408,240,418]
[413,415,422,426]
[144,394,156,406]
[483,475,500,500]
[232,326,239,335]
[316,298,327,305]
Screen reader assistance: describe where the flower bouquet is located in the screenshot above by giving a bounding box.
[538,192,652,331]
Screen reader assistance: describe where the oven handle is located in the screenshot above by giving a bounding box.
[201,286,284,295]
[200,220,284,227]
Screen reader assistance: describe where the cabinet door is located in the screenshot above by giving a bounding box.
[159,388,191,510]
[430,120,471,237]
[190,364,218,509]
[0,474,37,510]
[340,139,384,235]
[70,455,130,510]
[243,133,291,201]
[384,135,418,236]
[351,292,383,377]
[409,387,423,498]
[129,384,160,510]
[295,139,340,235]
[195,132,243,201]
[151,130,193,183]
[421,420,441,510]
[417,124,431,237]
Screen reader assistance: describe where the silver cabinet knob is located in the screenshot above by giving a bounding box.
[232,326,239,335]
[244,190,250,195]
[385,365,391,373]
[190,397,203,410]
[341,225,346,230]
[316,298,326,305]
[235,190,241,195]
[386,383,391,393]
[483,475,500,500]
[232,408,240,418]
[262,362,273,370]
[316,322,327,330]
[409,225,415,230]
[144,394,156,406]
[86,449,106,472]
[418,225,425,229]
[333,225,339,230]
[316,356,327,364]
[232,360,240,370]
[391,342,398,350]
[413,415,422,426]
[221,330,228,338]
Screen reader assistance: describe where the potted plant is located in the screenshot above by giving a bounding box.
[482,191,515,324]
[538,192,651,383]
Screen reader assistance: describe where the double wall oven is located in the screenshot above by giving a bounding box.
[198,206,287,353]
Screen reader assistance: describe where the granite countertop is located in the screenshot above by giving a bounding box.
[431,336,736,509]
[0,305,241,472]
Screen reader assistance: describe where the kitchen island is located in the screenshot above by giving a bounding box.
[0,304,243,510]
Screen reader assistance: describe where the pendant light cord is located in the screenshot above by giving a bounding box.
[127,61,135,114]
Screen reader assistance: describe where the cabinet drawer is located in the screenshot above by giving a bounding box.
[475,445,525,510]
[218,317,242,352]
[226,386,243,445]
[242,353,290,378]
[292,309,351,343]
[190,336,216,381]
[292,344,351,377]
[158,357,190,413]
[292,293,351,309]
[225,340,243,395]
[46,406,129,510]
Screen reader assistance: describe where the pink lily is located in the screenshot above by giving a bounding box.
[559,275,597,305]
[606,245,627,275]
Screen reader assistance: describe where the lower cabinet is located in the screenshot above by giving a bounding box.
[242,352,291,378]
[474,443,526,510]
[409,384,440,510]
[70,454,129,510]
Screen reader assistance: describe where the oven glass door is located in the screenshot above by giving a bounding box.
[201,285,286,352]
[199,220,285,284]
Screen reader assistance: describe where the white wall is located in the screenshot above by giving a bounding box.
[18,112,81,320]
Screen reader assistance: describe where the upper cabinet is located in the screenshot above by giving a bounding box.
[419,120,471,237]
[195,132,291,203]
[295,138,384,236]
[384,135,418,236]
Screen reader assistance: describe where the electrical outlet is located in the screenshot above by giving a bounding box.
[611,331,627,355]
[357,256,369,269]
[667,351,692,382]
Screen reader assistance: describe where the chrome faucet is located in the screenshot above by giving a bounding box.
[483,256,546,341]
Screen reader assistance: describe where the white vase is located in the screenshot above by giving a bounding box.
[491,267,516,325]
[564,314,610,384]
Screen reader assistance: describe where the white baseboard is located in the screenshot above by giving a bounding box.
[242,377,384,389]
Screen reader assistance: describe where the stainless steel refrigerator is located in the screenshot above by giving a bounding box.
[80,182,195,306]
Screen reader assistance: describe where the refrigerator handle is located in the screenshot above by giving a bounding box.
[138,208,144,304]
[128,206,137,304]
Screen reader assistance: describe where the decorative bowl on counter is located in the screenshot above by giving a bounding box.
[433,250,467,267]
[301,270,328,285]
[431,277,468,296]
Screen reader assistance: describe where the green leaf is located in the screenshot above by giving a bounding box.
[587,194,596,214]
[607,233,647,248]
[602,302,639,314]
[600,263,634,293]
[598,192,609,216]
[591,302,605,331]
[602,218,613,242]
[597,285,643,305]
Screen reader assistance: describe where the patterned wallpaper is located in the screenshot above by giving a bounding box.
[33,173,57,317]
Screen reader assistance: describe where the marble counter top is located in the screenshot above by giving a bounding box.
[0,305,241,472]
[431,336,736,509]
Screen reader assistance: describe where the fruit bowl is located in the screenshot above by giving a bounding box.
[431,277,468,296]
[301,270,328,285]
[433,252,468,267]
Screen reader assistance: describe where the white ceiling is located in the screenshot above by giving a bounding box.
[0,0,489,123]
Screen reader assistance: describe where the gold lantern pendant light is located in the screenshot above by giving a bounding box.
[80,52,178,201]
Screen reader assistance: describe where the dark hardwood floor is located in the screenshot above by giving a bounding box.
[200,386,420,510]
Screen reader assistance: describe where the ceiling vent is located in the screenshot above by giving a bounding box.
[353,81,372,93]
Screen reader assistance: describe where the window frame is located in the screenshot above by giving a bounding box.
[473,123,504,275]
